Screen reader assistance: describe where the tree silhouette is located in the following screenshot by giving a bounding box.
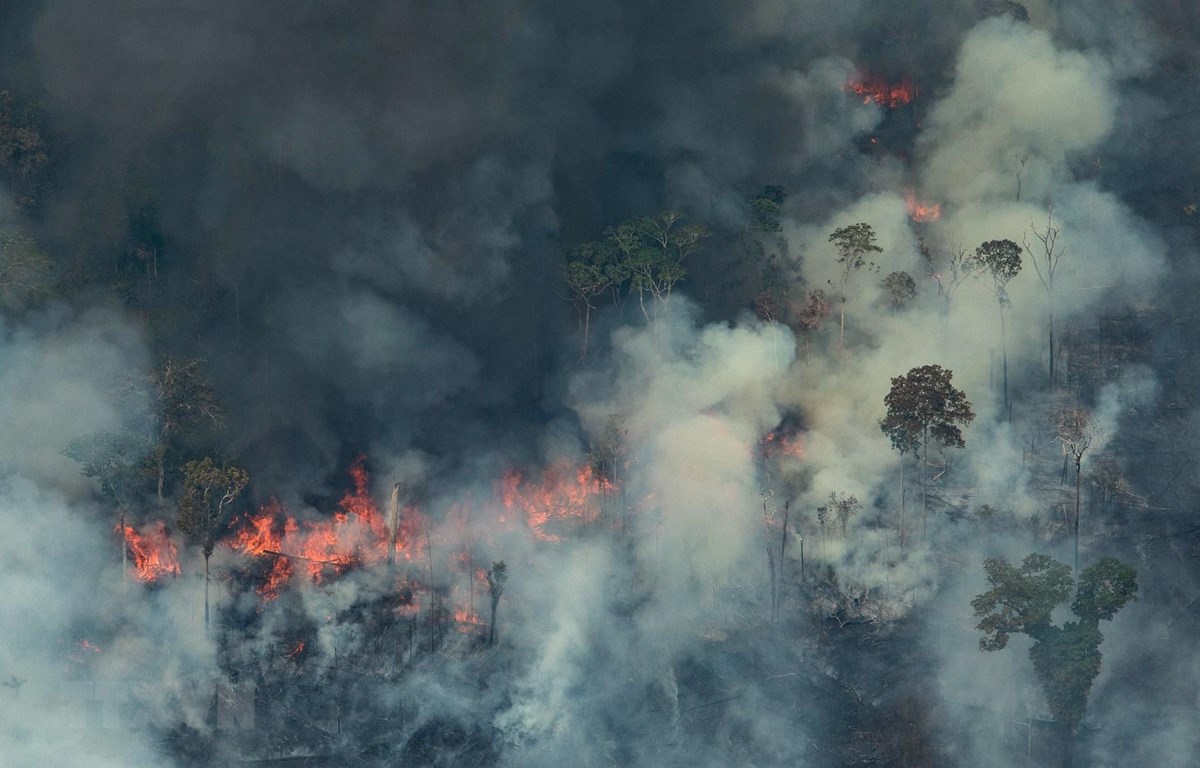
[880,365,975,541]
[971,239,1022,418]
[829,223,882,349]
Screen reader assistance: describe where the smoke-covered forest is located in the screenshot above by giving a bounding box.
[1,1,1198,766]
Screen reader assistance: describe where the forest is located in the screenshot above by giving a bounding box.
[1,1,1199,767]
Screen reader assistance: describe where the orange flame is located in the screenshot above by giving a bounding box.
[228,460,427,597]
[120,522,181,582]
[905,190,942,223]
[500,462,616,542]
[286,640,305,661]
[846,74,917,108]
[761,431,806,459]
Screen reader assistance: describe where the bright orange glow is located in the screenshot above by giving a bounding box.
[228,459,427,598]
[286,640,305,661]
[761,431,806,460]
[500,462,616,542]
[847,74,917,108]
[905,190,942,223]
[120,521,181,582]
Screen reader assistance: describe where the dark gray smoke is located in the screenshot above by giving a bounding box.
[1,1,1198,766]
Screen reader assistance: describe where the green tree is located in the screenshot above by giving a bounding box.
[880,270,917,312]
[607,211,709,323]
[972,554,1136,752]
[829,223,883,349]
[143,358,224,503]
[486,561,508,647]
[971,239,1022,418]
[563,240,623,361]
[0,91,52,210]
[177,457,249,627]
[880,365,975,542]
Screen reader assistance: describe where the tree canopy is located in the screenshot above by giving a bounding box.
[879,364,975,455]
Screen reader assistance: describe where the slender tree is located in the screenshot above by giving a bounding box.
[1024,208,1066,389]
[972,239,1022,418]
[880,270,917,312]
[142,358,224,504]
[177,457,249,627]
[1055,407,1102,573]
[486,561,508,647]
[880,365,975,540]
[564,240,621,361]
[794,289,831,362]
[829,223,883,350]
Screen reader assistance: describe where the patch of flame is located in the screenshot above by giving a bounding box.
[761,431,806,460]
[120,521,181,582]
[228,459,426,598]
[905,190,942,223]
[500,462,616,542]
[846,74,917,108]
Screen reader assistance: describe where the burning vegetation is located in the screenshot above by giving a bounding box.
[846,73,918,108]
[120,521,181,582]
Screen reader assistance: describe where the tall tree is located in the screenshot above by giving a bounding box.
[971,239,1022,418]
[607,211,709,324]
[177,457,249,627]
[880,365,975,541]
[828,223,882,349]
[973,553,1136,762]
[1055,406,1102,573]
[563,240,623,361]
[1024,208,1066,389]
[143,358,224,503]
[880,270,917,312]
[794,288,830,362]
[486,561,508,647]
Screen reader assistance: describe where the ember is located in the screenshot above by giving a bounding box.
[120,521,181,582]
[846,74,917,108]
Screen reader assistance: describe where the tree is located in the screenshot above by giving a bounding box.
[880,365,975,541]
[1024,208,1066,389]
[142,358,224,503]
[177,457,249,627]
[880,271,917,312]
[607,211,709,323]
[829,223,883,349]
[818,492,862,539]
[0,91,52,210]
[486,561,508,647]
[1055,406,1103,573]
[563,240,623,361]
[972,553,1136,756]
[0,231,54,312]
[971,239,1022,418]
[64,431,153,582]
[794,289,830,362]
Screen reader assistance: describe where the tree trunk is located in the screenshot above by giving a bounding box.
[1000,304,1010,420]
[1080,456,1089,576]
[204,554,210,628]
[488,598,498,646]
[922,432,929,541]
[1049,302,1057,390]
[120,508,128,586]
[899,454,906,550]
[839,304,846,350]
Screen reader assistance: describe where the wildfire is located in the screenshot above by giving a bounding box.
[120,521,181,582]
[760,431,806,460]
[500,462,616,542]
[286,640,305,661]
[846,73,917,108]
[228,460,426,598]
[905,190,942,223]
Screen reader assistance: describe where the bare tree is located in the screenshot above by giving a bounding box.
[1024,208,1066,389]
[1055,406,1103,573]
[486,561,508,647]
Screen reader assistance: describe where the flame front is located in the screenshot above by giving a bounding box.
[500,462,616,542]
[120,522,181,582]
[846,74,917,108]
[761,431,806,460]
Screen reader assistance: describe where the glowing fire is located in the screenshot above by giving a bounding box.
[120,521,181,582]
[500,462,616,542]
[286,640,305,661]
[760,431,806,460]
[846,73,917,108]
[905,190,942,223]
[228,459,426,598]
